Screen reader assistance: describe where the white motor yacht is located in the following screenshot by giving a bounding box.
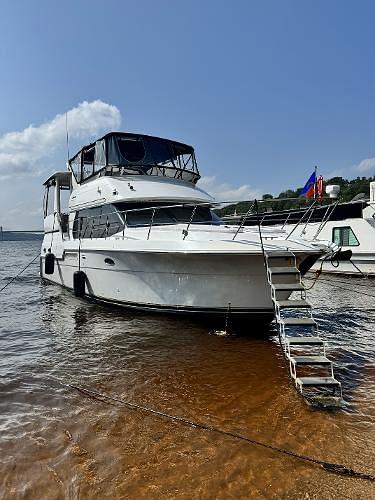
[288,186,375,276]
[231,183,375,276]
[40,132,335,325]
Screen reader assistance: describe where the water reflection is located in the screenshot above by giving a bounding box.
[0,241,374,498]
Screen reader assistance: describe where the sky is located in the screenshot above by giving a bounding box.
[1,0,375,229]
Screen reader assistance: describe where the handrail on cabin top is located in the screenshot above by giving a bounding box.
[61,197,328,241]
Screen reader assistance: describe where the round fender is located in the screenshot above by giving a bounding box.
[45,252,55,275]
[73,270,86,297]
[334,249,353,261]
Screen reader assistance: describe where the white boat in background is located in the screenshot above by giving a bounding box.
[231,183,375,276]
[40,132,335,326]
[291,186,375,276]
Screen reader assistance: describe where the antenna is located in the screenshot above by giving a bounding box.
[65,112,70,162]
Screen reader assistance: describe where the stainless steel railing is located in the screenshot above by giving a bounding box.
[58,197,335,242]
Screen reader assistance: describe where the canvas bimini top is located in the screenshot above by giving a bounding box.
[68,132,200,185]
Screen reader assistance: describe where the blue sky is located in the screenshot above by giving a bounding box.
[1,0,375,229]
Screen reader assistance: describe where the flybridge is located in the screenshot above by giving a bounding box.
[68,132,200,185]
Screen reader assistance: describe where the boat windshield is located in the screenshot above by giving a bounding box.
[115,203,222,227]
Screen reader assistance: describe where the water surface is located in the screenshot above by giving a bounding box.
[0,241,374,498]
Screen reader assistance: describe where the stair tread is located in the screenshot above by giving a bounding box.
[290,355,331,365]
[266,252,295,258]
[296,376,340,386]
[268,266,299,274]
[286,336,324,345]
[276,300,311,308]
[280,317,316,326]
[272,283,304,291]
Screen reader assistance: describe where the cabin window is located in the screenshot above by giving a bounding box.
[82,147,95,180]
[73,204,123,239]
[70,153,82,182]
[43,184,55,217]
[117,137,146,163]
[115,203,222,227]
[60,187,71,213]
[95,140,106,170]
[332,226,359,246]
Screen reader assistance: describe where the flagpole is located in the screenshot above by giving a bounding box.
[314,165,318,199]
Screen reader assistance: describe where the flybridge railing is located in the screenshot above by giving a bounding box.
[62,197,334,242]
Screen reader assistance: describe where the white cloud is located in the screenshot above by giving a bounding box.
[353,157,375,173]
[198,175,262,202]
[0,100,121,177]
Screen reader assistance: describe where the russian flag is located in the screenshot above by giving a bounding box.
[300,171,316,199]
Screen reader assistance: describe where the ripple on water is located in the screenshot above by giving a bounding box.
[0,241,374,498]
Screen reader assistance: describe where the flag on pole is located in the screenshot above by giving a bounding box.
[300,171,316,198]
[316,175,324,201]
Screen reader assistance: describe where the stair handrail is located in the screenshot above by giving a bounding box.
[232,201,255,240]
[254,200,267,268]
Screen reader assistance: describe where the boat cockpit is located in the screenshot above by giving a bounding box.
[68,132,200,186]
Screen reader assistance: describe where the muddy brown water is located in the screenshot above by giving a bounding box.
[0,241,374,499]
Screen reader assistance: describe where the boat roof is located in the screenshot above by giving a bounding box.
[43,171,72,188]
[68,132,194,163]
[67,131,200,185]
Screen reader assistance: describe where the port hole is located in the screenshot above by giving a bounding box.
[104,258,115,266]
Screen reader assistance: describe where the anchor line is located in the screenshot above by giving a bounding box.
[60,381,374,482]
[349,260,366,275]
[0,253,40,294]
[302,259,325,290]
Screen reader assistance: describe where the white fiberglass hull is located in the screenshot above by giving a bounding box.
[310,253,375,276]
[285,218,375,276]
[41,223,326,325]
[41,249,278,322]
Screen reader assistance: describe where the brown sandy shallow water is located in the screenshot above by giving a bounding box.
[0,241,374,499]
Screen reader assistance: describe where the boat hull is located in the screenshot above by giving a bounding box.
[40,249,281,325]
[311,253,375,276]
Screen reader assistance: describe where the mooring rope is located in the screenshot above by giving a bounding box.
[0,253,40,294]
[60,381,374,482]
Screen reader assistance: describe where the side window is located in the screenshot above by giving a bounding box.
[73,209,86,239]
[73,205,122,239]
[94,140,106,172]
[60,187,71,213]
[82,147,95,181]
[100,205,123,236]
[70,153,82,182]
[43,187,49,217]
[332,226,359,246]
[43,185,55,217]
[90,207,107,238]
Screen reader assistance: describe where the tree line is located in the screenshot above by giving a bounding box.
[218,175,375,216]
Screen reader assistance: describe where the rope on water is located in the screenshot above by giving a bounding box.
[60,381,375,483]
[0,253,40,294]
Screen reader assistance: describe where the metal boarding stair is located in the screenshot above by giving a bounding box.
[265,250,342,402]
